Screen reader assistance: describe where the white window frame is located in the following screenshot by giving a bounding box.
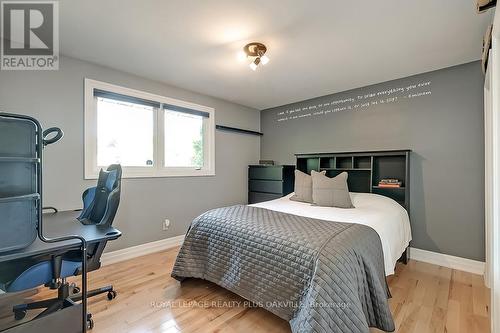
[84,78,215,179]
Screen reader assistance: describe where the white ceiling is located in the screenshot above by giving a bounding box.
[60,0,493,110]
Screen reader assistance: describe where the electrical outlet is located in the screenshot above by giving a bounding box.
[163,219,170,231]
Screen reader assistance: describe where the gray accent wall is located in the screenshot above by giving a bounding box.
[0,56,260,252]
[261,61,485,261]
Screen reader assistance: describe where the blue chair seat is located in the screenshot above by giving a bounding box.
[1,260,81,293]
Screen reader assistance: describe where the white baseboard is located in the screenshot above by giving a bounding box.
[100,238,484,276]
[409,247,485,275]
[101,235,185,266]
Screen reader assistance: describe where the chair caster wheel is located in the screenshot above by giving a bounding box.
[69,282,80,294]
[107,290,117,300]
[87,313,94,330]
[87,318,94,330]
[14,309,26,321]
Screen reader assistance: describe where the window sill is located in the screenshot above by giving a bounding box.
[84,170,215,180]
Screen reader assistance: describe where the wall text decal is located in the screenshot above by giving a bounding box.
[276,80,432,123]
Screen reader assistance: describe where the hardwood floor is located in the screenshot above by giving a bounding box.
[0,247,490,333]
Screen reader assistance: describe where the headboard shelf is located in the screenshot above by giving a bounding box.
[295,150,411,211]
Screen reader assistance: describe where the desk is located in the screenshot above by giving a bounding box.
[0,210,121,333]
[0,211,121,263]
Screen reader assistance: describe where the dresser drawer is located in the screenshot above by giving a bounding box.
[248,192,282,204]
[249,180,283,194]
[248,167,283,180]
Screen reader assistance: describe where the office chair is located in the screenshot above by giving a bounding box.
[0,164,122,328]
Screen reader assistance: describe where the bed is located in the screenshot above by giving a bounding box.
[252,192,411,276]
[172,150,412,333]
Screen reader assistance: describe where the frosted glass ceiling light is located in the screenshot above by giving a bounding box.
[249,57,260,71]
[237,51,247,62]
[241,42,269,71]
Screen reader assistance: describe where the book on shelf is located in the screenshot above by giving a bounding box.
[379,178,400,184]
[378,179,402,188]
[377,183,402,188]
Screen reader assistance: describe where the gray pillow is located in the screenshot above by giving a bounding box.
[290,170,325,203]
[311,170,354,208]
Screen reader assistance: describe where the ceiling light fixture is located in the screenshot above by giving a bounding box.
[241,42,269,70]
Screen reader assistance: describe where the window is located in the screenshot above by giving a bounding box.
[84,79,215,178]
[96,97,155,167]
[164,110,204,168]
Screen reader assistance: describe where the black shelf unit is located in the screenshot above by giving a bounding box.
[0,113,88,332]
[295,150,411,210]
[0,116,41,253]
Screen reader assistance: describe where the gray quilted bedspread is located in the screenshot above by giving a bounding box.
[171,205,395,333]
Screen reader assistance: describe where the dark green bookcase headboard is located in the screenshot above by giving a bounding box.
[295,150,411,210]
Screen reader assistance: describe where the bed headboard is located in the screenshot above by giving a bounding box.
[295,150,411,211]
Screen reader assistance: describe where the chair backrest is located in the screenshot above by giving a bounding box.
[77,164,122,226]
[77,164,122,272]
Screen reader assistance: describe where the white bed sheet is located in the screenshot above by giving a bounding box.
[250,192,412,276]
